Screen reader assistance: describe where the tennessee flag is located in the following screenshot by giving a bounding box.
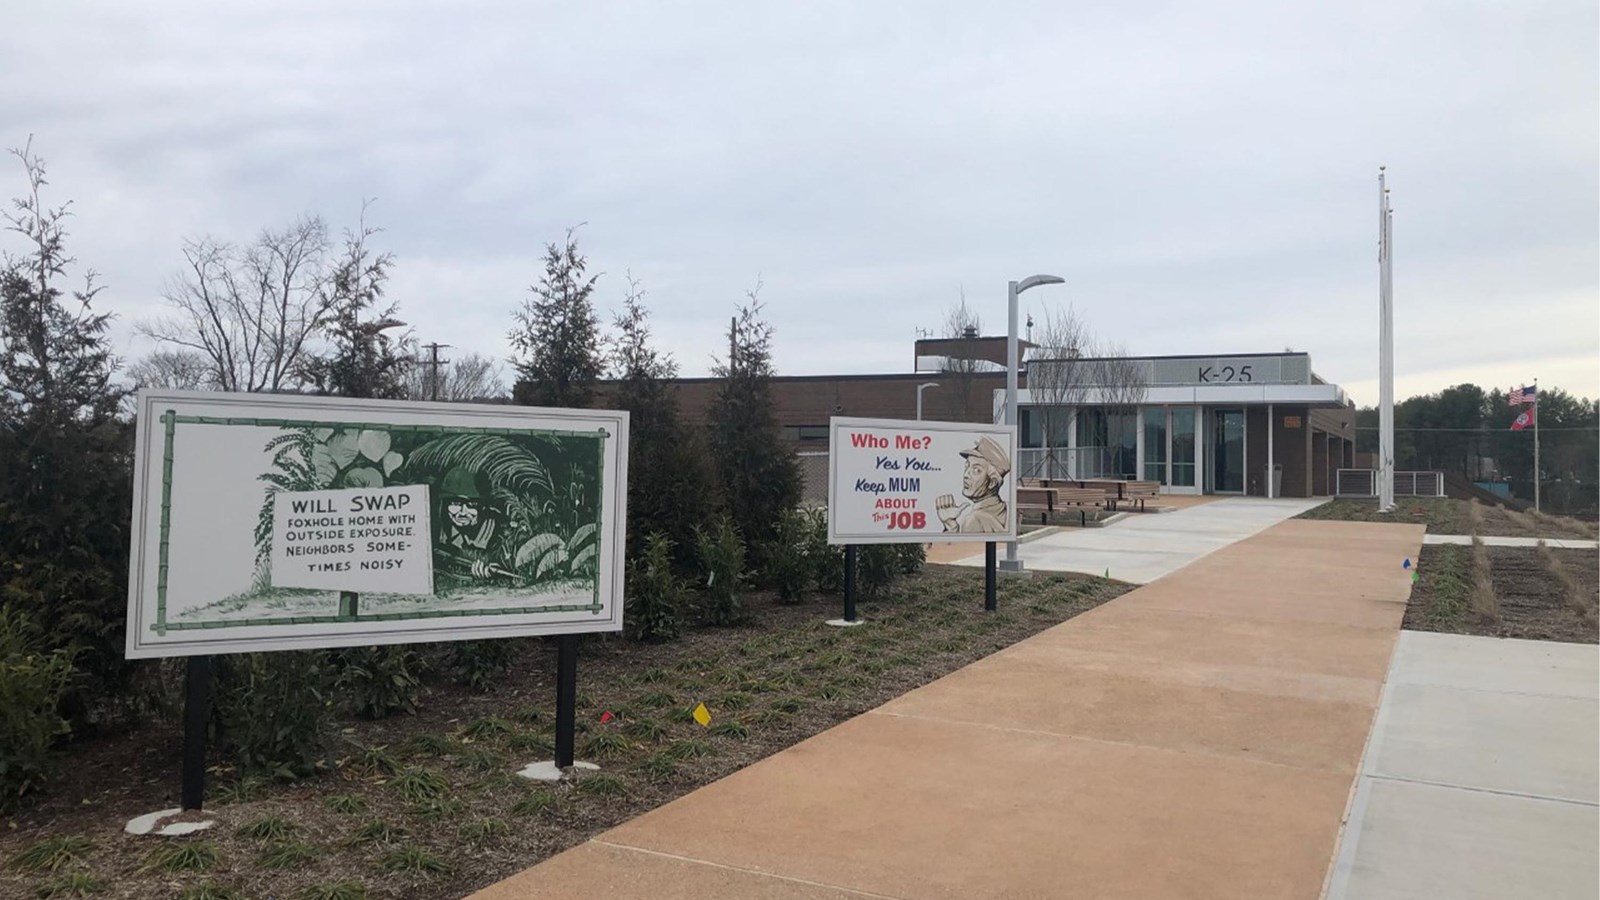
[1511,408,1535,431]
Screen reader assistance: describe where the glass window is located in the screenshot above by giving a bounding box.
[1019,408,1043,448]
[1075,408,1107,448]
[1143,408,1167,485]
[1170,408,1196,487]
[1108,411,1138,478]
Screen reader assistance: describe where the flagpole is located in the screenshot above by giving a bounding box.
[1377,168,1395,512]
[1533,378,1540,512]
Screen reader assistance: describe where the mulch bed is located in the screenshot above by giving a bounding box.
[1298,497,1598,540]
[2,566,1130,900]
[1405,544,1598,644]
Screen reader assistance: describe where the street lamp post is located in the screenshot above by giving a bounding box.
[1004,274,1065,573]
[916,382,939,421]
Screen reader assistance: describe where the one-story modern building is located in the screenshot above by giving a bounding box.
[658,334,1356,499]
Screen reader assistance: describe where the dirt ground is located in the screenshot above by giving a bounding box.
[1300,497,1598,539]
[1405,544,1599,644]
[1,567,1130,900]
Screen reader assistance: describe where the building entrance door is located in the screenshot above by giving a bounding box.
[1209,408,1246,494]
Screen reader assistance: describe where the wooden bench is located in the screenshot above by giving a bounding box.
[1120,480,1160,511]
[1016,486,1106,526]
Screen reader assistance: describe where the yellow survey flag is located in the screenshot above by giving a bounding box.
[692,702,711,727]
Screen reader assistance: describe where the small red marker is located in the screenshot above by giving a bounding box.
[599,711,614,724]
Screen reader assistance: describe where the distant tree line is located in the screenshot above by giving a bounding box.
[1355,383,1599,515]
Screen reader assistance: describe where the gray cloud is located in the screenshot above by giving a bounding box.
[4,0,1595,406]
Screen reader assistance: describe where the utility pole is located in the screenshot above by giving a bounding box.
[422,342,451,401]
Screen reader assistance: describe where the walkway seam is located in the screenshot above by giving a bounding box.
[1362,772,1600,808]
[867,709,1353,775]
[589,840,908,899]
[1320,631,1404,900]
[1384,678,1600,702]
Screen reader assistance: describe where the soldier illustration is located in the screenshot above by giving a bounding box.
[434,467,517,585]
[935,437,1011,533]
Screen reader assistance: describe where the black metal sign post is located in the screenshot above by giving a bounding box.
[180,655,212,810]
[843,545,859,623]
[984,541,998,612]
[554,634,578,769]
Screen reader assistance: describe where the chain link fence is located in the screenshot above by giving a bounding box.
[796,451,829,508]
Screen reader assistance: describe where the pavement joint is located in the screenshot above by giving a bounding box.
[1364,773,1600,808]
[867,708,1341,775]
[588,841,909,899]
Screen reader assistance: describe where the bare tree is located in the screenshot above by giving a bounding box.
[937,288,987,421]
[1091,341,1149,478]
[138,216,330,393]
[126,349,215,391]
[402,351,507,401]
[1023,302,1094,477]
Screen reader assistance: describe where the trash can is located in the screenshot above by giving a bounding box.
[1269,464,1283,498]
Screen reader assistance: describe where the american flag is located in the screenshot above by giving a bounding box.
[1509,385,1537,405]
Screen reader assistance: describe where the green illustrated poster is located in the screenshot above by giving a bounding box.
[125,391,628,658]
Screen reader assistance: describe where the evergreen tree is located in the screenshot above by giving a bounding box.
[0,140,137,722]
[707,286,801,552]
[609,275,718,571]
[509,230,602,408]
[301,210,409,400]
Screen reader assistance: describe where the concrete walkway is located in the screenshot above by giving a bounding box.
[475,517,1420,900]
[1422,533,1599,550]
[1326,631,1600,900]
[954,496,1325,583]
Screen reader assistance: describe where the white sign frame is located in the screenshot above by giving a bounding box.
[126,390,628,658]
[826,416,1018,545]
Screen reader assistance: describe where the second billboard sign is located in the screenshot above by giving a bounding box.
[827,416,1019,545]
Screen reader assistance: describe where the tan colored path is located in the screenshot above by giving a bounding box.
[475,519,1422,900]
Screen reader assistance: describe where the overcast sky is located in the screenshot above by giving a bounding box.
[4,1,1596,406]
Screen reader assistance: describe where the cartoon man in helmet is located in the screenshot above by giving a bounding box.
[934,436,1011,533]
[434,467,515,585]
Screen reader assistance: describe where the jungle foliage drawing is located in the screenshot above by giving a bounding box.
[169,419,605,628]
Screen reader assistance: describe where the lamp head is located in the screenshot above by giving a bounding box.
[1016,274,1065,294]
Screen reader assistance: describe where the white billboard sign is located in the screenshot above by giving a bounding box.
[827,417,1018,545]
[126,390,628,658]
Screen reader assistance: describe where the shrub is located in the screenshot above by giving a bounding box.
[626,531,686,642]
[377,845,450,874]
[802,508,844,593]
[349,820,405,845]
[696,514,746,626]
[35,871,105,897]
[212,651,330,779]
[332,647,421,719]
[257,839,318,870]
[893,541,926,575]
[141,840,219,873]
[325,794,364,815]
[706,296,803,553]
[391,767,449,803]
[857,545,899,598]
[510,791,556,817]
[765,510,813,603]
[0,608,75,809]
[448,640,517,693]
[458,818,508,845]
[236,816,296,842]
[8,835,94,873]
